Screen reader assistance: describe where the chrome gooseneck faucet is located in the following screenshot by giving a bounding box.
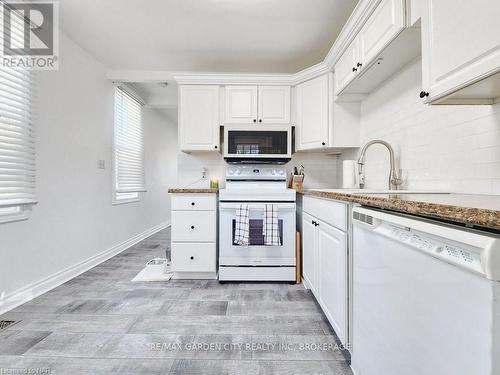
[357,140,403,190]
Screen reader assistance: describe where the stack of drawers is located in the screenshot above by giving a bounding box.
[171,193,217,279]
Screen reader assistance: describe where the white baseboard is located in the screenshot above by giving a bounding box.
[302,276,312,290]
[172,272,218,280]
[0,221,170,315]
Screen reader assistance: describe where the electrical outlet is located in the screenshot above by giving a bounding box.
[98,160,105,169]
[202,168,207,179]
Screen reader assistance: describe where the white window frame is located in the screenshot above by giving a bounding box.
[0,7,36,223]
[112,190,140,205]
[112,85,145,205]
[0,205,30,224]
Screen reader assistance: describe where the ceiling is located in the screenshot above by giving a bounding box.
[130,82,178,108]
[60,0,359,73]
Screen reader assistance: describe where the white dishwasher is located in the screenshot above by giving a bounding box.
[351,206,500,375]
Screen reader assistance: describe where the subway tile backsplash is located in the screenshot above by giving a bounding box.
[287,152,339,189]
[355,58,500,195]
[176,122,341,189]
[176,150,339,190]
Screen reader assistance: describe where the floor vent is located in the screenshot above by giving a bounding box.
[0,320,19,331]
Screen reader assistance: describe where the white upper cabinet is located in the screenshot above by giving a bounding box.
[225,85,290,124]
[335,38,360,95]
[295,73,360,151]
[295,74,330,151]
[334,0,419,99]
[178,85,220,152]
[224,86,258,124]
[358,0,405,67]
[421,0,500,104]
[258,86,291,124]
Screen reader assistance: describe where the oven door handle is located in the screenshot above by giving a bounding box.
[219,203,296,210]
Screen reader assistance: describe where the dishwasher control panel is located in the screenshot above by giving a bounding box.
[376,223,483,275]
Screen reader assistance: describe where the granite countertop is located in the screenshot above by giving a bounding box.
[300,190,500,231]
[168,188,218,193]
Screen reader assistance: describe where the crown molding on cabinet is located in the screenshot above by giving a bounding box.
[322,0,382,72]
[289,62,331,86]
[107,0,382,87]
[173,72,293,86]
[106,70,176,82]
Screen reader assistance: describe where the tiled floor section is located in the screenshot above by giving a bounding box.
[0,228,352,374]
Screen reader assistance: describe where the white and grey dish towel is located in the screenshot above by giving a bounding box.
[234,204,250,246]
[263,204,281,246]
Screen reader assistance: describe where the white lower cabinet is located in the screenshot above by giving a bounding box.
[171,243,216,273]
[170,193,218,279]
[171,194,217,211]
[302,212,318,294]
[171,211,216,242]
[317,220,347,345]
[302,197,348,346]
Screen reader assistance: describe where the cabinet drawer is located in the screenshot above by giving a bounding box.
[171,243,216,272]
[171,194,217,211]
[172,211,216,242]
[303,196,347,232]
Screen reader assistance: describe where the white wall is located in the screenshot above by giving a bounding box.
[355,58,500,194]
[0,34,177,311]
[177,151,225,188]
[142,107,178,218]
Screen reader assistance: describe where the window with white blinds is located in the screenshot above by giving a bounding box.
[0,9,36,219]
[113,86,145,202]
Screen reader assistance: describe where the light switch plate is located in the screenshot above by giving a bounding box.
[98,160,105,169]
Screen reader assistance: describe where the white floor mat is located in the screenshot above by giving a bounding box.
[132,265,173,282]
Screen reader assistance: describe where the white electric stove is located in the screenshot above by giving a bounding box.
[218,164,296,282]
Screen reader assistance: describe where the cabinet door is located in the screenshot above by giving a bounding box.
[179,85,220,151]
[171,243,216,273]
[334,38,359,95]
[295,74,329,151]
[318,220,348,345]
[257,86,291,124]
[225,86,258,124]
[302,212,318,294]
[358,0,405,69]
[422,0,500,103]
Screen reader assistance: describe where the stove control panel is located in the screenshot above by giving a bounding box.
[226,165,287,181]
